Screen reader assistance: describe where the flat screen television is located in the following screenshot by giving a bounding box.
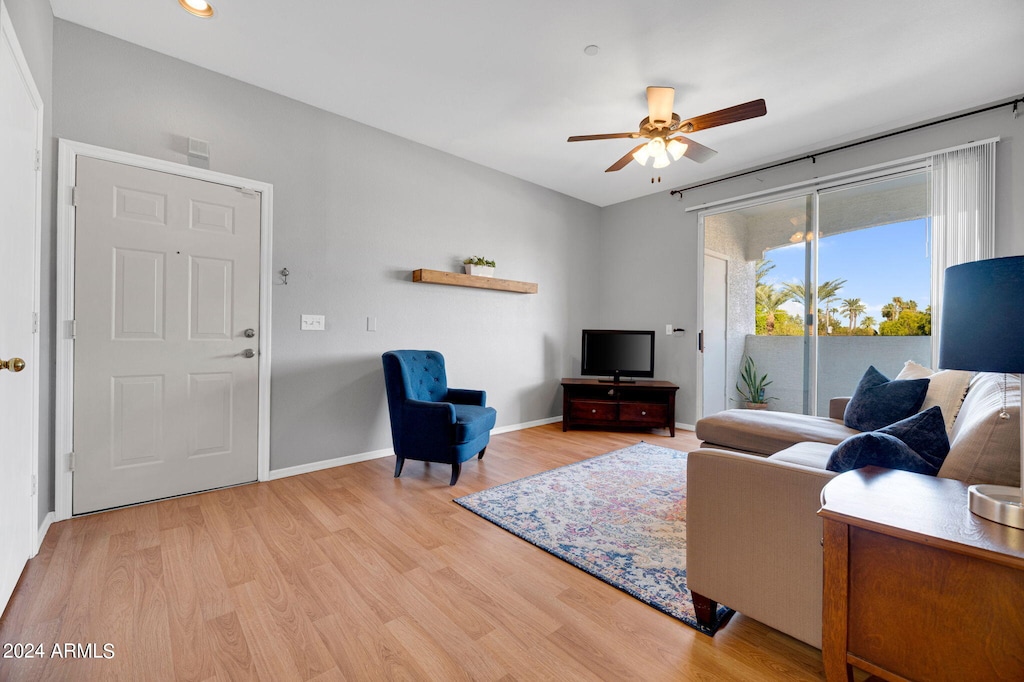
[581,329,655,383]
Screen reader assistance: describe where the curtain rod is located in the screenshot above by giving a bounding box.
[668,95,1023,198]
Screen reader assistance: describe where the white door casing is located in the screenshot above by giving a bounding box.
[56,141,274,519]
[0,0,43,613]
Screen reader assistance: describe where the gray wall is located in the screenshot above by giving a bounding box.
[599,104,1024,425]
[5,0,54,525]
[52,20,601,472]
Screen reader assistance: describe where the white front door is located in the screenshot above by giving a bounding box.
[0,2,42,613]
[702,253,728,416]
[72,156,262,514]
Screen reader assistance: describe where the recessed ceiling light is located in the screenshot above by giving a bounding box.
[584,45,600,56]
[179,0,214,18]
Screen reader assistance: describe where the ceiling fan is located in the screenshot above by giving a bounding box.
[568,87,767,172]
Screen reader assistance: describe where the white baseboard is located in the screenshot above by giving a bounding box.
[35,511,55,556]
[266,416,565,481]
[266,446,396,481]
[491,416,562,434]
[677,422,696,432]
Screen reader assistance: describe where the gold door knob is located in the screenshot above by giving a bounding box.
[1,357,26,372]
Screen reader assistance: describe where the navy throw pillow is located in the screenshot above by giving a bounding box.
[828,406,951,476]
[843,365,929,431]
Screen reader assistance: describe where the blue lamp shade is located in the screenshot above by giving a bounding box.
[939,256,1024,373]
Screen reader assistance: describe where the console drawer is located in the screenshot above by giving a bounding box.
[570,400,618,422]
[620,402,668,425]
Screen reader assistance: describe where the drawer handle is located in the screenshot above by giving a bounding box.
[591,409,597,413]
[641,410,647,416]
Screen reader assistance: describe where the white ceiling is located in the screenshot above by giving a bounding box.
[50,0,1024,207]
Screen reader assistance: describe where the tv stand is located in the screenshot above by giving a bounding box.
[561,378,679,437]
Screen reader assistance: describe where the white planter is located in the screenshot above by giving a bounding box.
[465,265,495,277]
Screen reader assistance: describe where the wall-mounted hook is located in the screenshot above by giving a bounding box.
[280,267,290,285]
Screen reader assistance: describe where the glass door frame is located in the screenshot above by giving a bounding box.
[696,161,931,417]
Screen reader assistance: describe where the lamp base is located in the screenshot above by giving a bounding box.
[968,484,1024,530]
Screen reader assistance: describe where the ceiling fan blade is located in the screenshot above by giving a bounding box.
[672,136,718,163]
[567,132,639,142]
[647,86,675,127]
[605,143,648,172]
[677,98,766,133]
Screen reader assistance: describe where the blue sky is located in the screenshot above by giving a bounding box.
[763,218,931,327]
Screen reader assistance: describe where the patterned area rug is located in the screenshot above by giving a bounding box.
[454,442,732,634]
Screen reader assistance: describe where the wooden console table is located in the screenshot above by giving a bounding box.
[819,467,1024,681]
[561,378,678,436]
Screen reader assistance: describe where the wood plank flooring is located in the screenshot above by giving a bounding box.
[0,425,828,681]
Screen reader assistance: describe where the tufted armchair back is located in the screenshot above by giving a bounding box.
[387,350,449,402]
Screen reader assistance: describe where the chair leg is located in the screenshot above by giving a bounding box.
[449,461,461,486]
[478,446,487,460]
[394,457,404,478]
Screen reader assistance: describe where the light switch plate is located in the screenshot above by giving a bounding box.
[301,314,326,331]
[666,324,674,335]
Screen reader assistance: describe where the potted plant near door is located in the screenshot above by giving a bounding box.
[463,256,496,277]
[735,355,774,409]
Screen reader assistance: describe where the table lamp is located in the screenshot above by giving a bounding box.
[939,255,1024,529]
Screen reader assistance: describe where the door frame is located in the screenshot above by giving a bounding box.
[1,1,44,552]
[699,249,729,419]
[55,139,274,520]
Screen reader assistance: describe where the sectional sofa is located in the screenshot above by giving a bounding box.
[685,366,1021,647]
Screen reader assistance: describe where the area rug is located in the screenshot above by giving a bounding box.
[453,442,732,634]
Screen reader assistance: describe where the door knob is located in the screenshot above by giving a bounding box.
[0,357,26,372]
[243,328,256,338]
[242,349,255,358]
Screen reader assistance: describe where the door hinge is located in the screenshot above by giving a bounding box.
[71,186,80,206]
[70,319,77,339]
[31,474,38,496]
[32,312,39,334]
[69,452,76,472]
[35,149,41,171]
[238,187,257,196]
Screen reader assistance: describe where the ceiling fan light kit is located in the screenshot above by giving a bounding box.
[568,86,766,174]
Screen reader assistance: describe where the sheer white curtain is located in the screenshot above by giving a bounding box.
[930,140,997,367]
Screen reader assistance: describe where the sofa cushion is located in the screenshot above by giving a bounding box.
[453,404,497,443]
[844,365,929,431]
[827,406,951,476]
[696,409,860,456]
[940,373,1021,487]
[896,360,973,436]
[768,441,836,469]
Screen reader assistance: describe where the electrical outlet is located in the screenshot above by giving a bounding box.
[301,314,326,331]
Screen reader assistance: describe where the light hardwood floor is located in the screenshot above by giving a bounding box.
[0,425,827,681]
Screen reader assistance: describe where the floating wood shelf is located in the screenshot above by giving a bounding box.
[412,269,538,294]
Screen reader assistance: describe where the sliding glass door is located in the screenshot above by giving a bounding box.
[701,169,931,417]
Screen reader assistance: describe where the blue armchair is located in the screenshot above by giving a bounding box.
[381,350,497,485]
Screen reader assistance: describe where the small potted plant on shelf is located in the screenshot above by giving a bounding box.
[735,355,773,409]
[463,256,496,277]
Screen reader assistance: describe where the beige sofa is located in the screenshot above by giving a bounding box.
[686,370,1021,648]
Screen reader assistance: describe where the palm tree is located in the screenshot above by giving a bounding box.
[839,297,867,332]
[781,278,847,333]
[756,284,792,335]
[755,259,776,288]
[860,316,878,333]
